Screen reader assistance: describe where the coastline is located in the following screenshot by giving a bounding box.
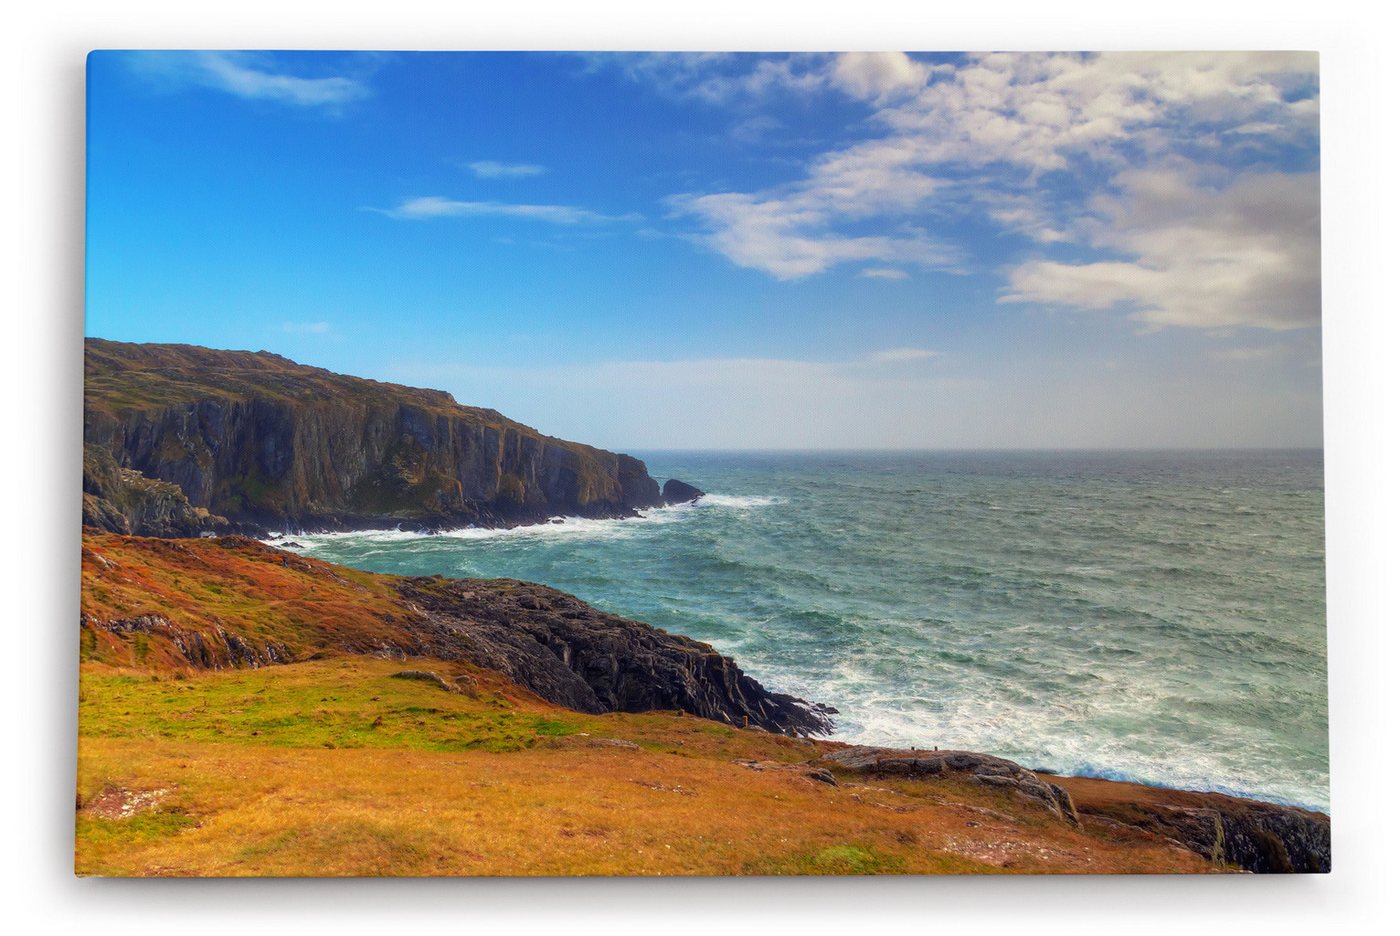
[276,498,1328,817]
[78,530,1329,874]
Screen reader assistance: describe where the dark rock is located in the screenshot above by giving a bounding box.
[84,611,290,670]
[83,444,233,538]
[1071,789,1330,873]
[662,479,705,505]
[279,541,305,549]
[390,576,835,736]
[821,745,1078,823]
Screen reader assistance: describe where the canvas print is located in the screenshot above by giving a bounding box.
[78,51,1327,876]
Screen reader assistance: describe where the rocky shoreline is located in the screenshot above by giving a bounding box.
[821,744,1329,873]
[79,531,1329,872]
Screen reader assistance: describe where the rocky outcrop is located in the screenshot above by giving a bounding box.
[1058,776,1331,873]
[83,339,664,535]
[83,611,291,669]
[82,445,233,538]
[822,745,1079,823]
[393,576,836,736]
[662,479,705,505]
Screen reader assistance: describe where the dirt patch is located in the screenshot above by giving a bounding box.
[82,786,173,820]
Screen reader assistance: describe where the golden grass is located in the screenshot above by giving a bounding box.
[76,658,1215,877]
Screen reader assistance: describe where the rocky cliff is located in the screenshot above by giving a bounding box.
[83,339,663,535]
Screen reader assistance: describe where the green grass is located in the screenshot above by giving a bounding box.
[753,844,909,875]
[79,660,584,754]
[76,807,200,875]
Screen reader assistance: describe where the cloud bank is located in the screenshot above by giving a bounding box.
[627,52,1319,332]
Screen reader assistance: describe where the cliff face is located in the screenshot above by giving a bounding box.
[83,339,663,535]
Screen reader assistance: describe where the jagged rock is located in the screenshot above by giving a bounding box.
[821,745,1078,823]
[83,338,664,535]
[84,611,290,670]
[391,576,835,736]
[83,444,232,538]
[1066,783,1331,873]
[662,479,705,505]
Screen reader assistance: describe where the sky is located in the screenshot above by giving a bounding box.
[85,50,1322,450]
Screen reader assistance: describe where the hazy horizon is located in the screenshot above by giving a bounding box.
[85,51,1321,451]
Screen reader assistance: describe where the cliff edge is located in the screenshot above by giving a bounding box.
[83,338,663,535]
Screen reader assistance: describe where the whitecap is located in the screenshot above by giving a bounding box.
[696,493,786,509]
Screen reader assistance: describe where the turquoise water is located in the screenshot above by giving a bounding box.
[285,450,1329,811]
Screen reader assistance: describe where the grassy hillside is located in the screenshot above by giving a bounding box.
[75,532,1326,876]
[77,656,1218,876]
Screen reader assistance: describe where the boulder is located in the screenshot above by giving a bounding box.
[822,745,1079,823]
[662,479,705,505]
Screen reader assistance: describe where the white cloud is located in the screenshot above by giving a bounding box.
[829,52,933,102]
[670,190,957,279]
[601,52,937,107]
[859,267,909,280]
[379,196,628,225]
[1000,169,1320,330]
[281,321,331,334]
[667,130,961,278]
[651,51,1318,328]
[129,52,369,107]
[466,160,547,179]
[865,51,1317,174]
[598,52,829,105]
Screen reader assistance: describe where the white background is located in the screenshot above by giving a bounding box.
[4,1,1396,931]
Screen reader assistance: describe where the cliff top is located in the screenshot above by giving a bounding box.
[85,337,517,434]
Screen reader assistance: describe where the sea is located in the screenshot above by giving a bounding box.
[281,450,1329,812]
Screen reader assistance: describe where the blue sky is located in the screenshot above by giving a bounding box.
[85,51,1321,449]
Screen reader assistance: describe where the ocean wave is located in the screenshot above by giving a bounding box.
[272,510,683,549]
[268,491,785,551]
[696,493,786,509]
[822,691,1330,813]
